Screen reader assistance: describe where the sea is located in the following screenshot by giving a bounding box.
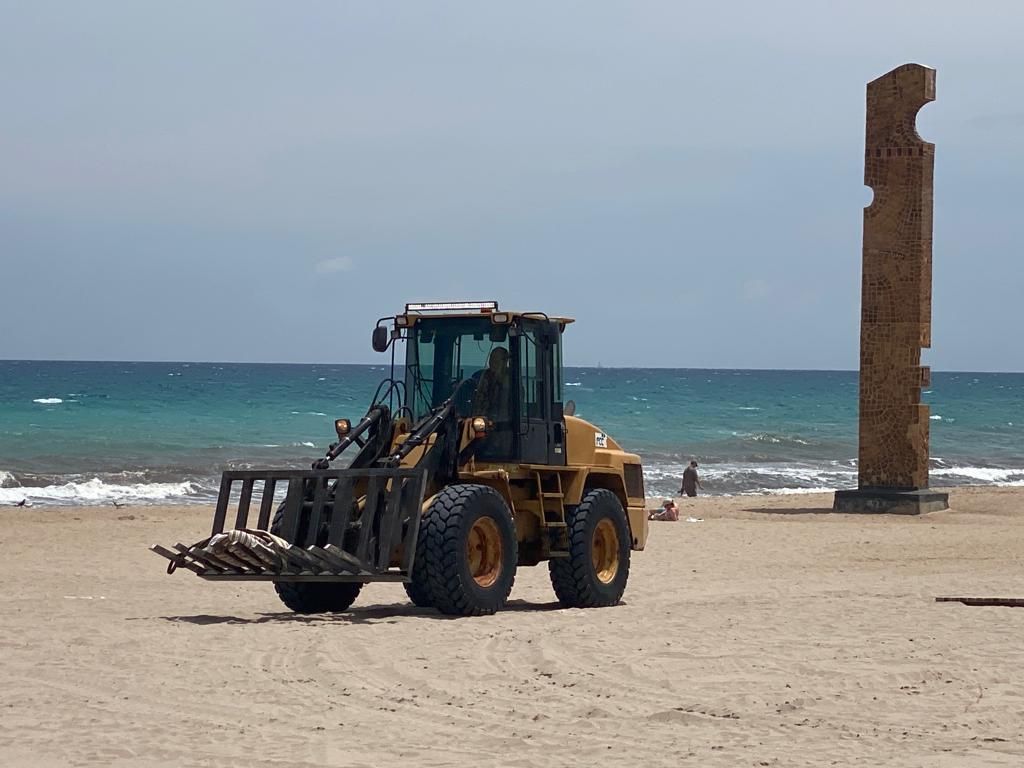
[1,360,1022,506]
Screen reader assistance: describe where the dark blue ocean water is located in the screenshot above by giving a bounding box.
[1,360,1022,504]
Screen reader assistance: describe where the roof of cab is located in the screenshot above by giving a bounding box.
[401,301,574,324]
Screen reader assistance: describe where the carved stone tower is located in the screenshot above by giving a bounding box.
[834,64,949,515]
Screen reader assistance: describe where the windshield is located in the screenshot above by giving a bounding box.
[405,317,510,422]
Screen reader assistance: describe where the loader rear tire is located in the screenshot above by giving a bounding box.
[403,507,435,608]
[419,484,517,616]
[549,489,630,608]
[270,503,363,614]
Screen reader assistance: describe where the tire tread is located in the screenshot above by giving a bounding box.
[419,485,516,616]
[270,504,363,613]
[549,488,630,608]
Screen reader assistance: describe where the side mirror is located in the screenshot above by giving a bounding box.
[564,399,576,417]
[372,325,390,353]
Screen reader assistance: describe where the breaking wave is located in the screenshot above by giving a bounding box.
[0,478,200,506]
[32,397,63,404]
[931,466,1024,485]
[642,460,1024,496]
[736,432,812,446]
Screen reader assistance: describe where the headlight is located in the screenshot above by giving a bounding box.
[334,418,351,437]
[471,416,488,437]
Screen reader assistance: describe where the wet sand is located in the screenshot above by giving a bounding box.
[1,486,1023,767]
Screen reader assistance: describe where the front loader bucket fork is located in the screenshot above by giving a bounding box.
[151,468,428,582]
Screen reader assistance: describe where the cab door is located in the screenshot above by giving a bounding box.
[516,321,566,466]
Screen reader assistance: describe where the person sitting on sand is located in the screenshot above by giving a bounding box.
[649,499,679,521]
[680,460,703,498]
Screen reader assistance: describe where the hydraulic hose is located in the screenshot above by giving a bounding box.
[312,406,386,469]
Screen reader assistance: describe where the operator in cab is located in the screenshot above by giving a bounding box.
[472,346,511,422]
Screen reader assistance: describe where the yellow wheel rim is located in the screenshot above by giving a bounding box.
[591,518,620,584]
[467,516,503,588]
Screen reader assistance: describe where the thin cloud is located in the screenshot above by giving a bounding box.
[962,112,1024,129]
[742,278,772,301]
[315,257,355,273]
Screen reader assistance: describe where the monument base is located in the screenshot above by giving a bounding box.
[833,487,949,515]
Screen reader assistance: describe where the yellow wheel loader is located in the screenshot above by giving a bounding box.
[152,301,648,616]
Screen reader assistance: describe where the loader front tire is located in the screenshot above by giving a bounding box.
[273,580,363,614]
[403,579,433,609]
[419,484,517,616]
[549,488,630,608]
[270,503,363,614]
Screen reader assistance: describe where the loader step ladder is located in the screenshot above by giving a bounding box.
[534,471,569,557]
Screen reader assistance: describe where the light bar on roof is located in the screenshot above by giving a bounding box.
[405,301,498,313]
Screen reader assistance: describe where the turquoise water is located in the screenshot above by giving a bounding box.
[1,360,1022,504]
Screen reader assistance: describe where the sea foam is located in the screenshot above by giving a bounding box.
[0,478,198,505]
[748,486,838,496]
[33,397,63,404]
[931,466,1024,485]
[641,460,859,497]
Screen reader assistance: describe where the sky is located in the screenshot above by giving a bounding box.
[1,2,1022,370]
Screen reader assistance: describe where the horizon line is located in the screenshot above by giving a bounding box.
[2,358,1023,375]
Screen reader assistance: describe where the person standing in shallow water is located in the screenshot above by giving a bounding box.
[680,460,702,497]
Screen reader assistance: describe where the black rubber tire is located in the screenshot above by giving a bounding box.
[404,506,434,608]
[549,489,631,608]
[418,484,517,616]
[273,579,363,614]
[270,503,363,614]
[403,578,433,608]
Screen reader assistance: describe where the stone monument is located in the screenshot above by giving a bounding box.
[834,63,949,515]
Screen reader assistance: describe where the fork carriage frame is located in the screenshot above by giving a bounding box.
[151,467,429,582]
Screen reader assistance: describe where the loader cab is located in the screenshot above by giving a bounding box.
[401,304,568,466]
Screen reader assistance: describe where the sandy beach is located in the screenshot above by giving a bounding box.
[1,487,1023,767]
